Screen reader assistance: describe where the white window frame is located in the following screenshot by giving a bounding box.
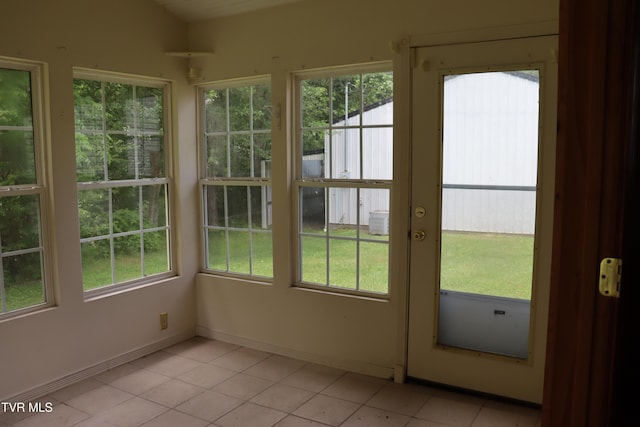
[198,77,273,280]
[0,57,54,318]
[293,64,393,297]
[73,68,176,297]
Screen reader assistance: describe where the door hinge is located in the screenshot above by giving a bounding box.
[599,258,622,298]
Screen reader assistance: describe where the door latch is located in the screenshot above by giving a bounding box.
[599,258,622,298]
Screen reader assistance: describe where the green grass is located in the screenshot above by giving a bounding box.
[440,231,534,300]
[2,230,534,314]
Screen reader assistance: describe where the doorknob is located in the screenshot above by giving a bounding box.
[412,230,426,241]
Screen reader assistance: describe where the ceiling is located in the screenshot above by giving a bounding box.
[153,0,308,22]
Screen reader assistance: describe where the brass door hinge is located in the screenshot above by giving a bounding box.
[599,258,622,298]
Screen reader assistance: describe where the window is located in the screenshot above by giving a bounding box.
[74,71,172,293]
[200,80,273,278]
[296,68,393,295]
[0,59,51,316]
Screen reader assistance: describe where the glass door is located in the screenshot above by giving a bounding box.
[406,36,558,403]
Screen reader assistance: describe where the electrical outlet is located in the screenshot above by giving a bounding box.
[160,312,168,330]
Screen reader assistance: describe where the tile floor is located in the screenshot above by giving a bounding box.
[0,337,541,427]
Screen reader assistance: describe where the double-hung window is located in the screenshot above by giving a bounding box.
[74,71,173,293]
[0,59,52,316]
[200,80,273,278]
[295,67,393,295]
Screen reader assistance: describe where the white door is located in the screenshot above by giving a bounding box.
[406,36,557,404]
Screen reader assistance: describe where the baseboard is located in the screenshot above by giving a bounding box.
[5,330,195,403]
[196,326,394,380]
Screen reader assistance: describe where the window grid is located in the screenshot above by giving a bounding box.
[200,82,273,279]
[74,75,172,293]
[296,70,393,296]
[0,60,51,317]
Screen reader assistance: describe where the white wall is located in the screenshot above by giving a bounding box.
[0,0,199,400]
[191,0,558,379]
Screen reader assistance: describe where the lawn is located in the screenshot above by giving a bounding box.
[2,230,535,314]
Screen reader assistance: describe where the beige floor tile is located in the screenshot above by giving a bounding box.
[293,394,360,426]
[341,406,411,427]
[141,379,205,407]
[215,402,287,427]
[72,416,121,427]
[98,396,166,427]
[140,409,209,427]
[366,383,431,416]
[321,373,387,404]
[280,364,344,393]
[274,415,332,426]
[66,384,134,415]
[415,391,485,427]
[109,369,171,395]
[13,403,89,427]
[175,390,243,422]
[471,400,540,427]
[131,351,204,377]
[209,347,271,372]
[165,338,239,363]
[93,364,140,384]
[177,364,237,388]
[244,355,307,382]
[212,373,274,400]
[250,383,315,412]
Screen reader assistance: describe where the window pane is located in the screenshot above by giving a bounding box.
[204,89,227,133]
[206,134,228,178]
[107,134,135,180]
[230,134,251,177]
[205,185,226,227]
[226,186,248,228]
[143,184,167,228]
[74,79,103,130]
[362,72,393,125]
[76,133,105,181]
[302,130,325,178]
[2,252,44,311]
[114,234,141,283]
[207,229,227,271]
[144,230,169,275]
[136,86,163,133]
[78,189,110,238]
[113,186,140,233]
[81,239,111,291]
[0,194,41,251]
[301,235,326,284]
[228,230,249,273]
[329,239,357,289]
[250,185,271,229]
[360,188,390,242]
[105,82,133,130]
[0,130,36,185]
[329,129,360,179]
[251,231,273,277]
[363,128,393,180]
[302,78,330,128]
[229,86,251,131]
[253,133,271,178]
[332,75,361,126]
[300,186,325,233]
[139,135,164,178]
[359,241,389,293]
[328,187,358,235]
[0,68,32,127]
[253,84,271,131]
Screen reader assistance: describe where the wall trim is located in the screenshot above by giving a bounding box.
[5,330,195,403]
[196,326,395,380]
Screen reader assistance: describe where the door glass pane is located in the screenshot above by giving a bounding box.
[438,70,540,359]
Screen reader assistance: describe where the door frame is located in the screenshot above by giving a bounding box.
[542,0,639,424]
